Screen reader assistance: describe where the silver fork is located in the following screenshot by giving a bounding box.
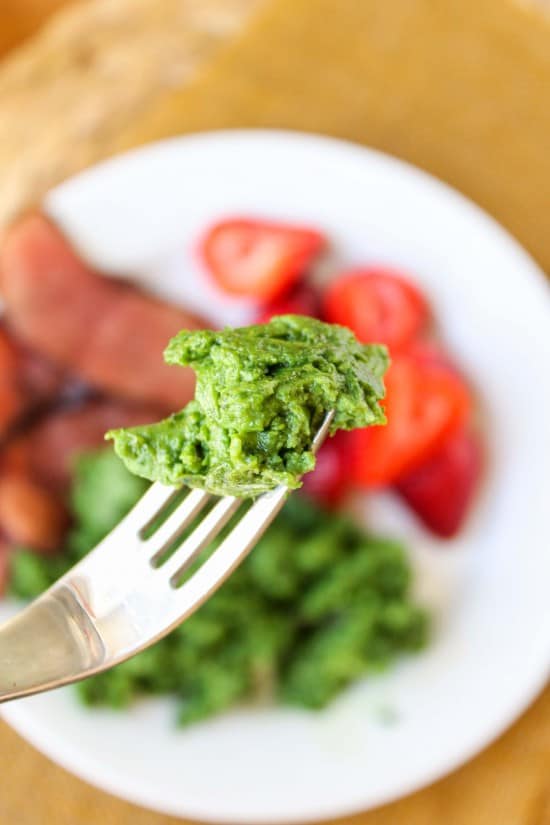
[0,411,334,703]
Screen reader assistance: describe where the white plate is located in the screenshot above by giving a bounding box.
[1,131,550,823]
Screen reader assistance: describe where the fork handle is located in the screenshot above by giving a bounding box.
[0,585,104,702]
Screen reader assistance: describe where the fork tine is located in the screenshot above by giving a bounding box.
[146,488,211,562]
[122,481,180,533]
[162,495,242,585]
[312,409,335,452]
[124,411,333,542]
[161,411,336,611]
[0,411,337,704]
[167,484,288,617]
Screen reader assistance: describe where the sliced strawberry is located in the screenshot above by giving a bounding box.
[256,283,321,324]
[405,337,461,376]
[301,431,352,507]
[201,218,325,301]
[352,355,471,487]
[395,427,483,538]
[323,268,429,352]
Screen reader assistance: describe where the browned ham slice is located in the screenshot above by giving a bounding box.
[0,323,66,441]
[3,400,158,492]
[0,399,157,553]
[0,540,10,595]
[0,213,205,409]
[0,475,68,553]
[0,326,22,438]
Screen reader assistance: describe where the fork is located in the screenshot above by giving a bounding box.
[0,411,334,703]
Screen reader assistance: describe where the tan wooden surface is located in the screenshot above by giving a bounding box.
[0,0,70,56]
[0,0,262,229]
[0,2,549,824]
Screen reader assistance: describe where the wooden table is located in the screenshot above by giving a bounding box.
[1,3,549,824]
[0,0,70,56]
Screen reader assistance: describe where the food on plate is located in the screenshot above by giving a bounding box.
[323,268,429,352]
[201,217,325,301]
[10,448,428,724]
[200,219,480,534]
[0,210,483,551]
[0,540,9,595]
[0,208,485,725]
[12,400,159,491]
[395,427,483,537]
[0,401,157,553]
[256,282,321,323]
[404,336,459,373]
[0,213,205,409]
[0,475,68,552]
[11,450,148,599]
[351,354,471,488]
[0,327,21,438]
[108,316,388,496]
[300,430,352,508]
[0,323,65,439]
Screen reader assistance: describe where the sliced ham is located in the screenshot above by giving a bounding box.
[0,212,205,409]
[0,322,67,441]
[0,540,10,595]
[0,326,22,438]
[0,475,68,553]
[0,440,33,477]
[0,399,157,554]
[14,332,67,402]
[80,287,198,410]
[4,399,159,492]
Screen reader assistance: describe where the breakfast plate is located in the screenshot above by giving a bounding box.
[1,130,549,822]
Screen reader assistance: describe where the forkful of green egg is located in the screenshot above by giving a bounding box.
[0,316,388,702]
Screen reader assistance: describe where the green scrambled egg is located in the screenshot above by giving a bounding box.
[107,315,388,496]
[10,449,428,725]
